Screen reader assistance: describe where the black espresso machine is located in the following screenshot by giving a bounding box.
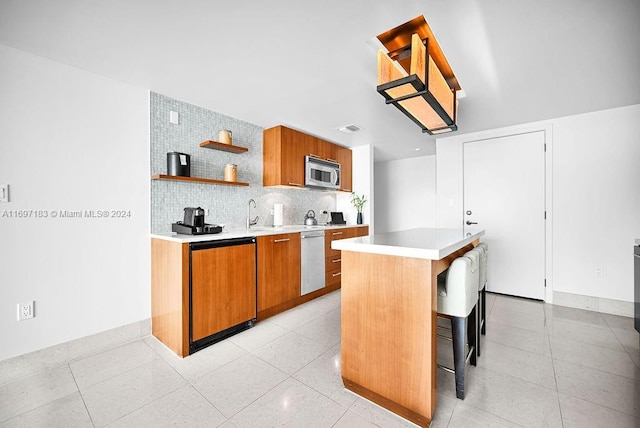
[172,207,222,235]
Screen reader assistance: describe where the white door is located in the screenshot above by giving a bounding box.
[463,131,546,300]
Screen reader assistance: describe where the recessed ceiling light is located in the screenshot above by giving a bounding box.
[337,124,363,134]
[415,148,421,151]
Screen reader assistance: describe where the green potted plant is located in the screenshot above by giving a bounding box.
[351,192,367,225]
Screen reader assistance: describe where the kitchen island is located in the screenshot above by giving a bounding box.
[332,228,484,427]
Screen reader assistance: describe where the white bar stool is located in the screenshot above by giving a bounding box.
[436,252,480,399]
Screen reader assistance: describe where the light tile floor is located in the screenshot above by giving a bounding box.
[1,291,639,427]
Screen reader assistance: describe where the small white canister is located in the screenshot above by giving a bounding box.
[224,164,237,182]
[218,129,232,145]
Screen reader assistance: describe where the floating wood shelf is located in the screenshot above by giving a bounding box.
[151,174,249,187]
[199,140,248,153]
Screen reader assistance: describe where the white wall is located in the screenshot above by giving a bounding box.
[337,145,374,231]
[436,104,640,305]
[552,106,640,302]
[374,156,437,233]
[0,45,150,361]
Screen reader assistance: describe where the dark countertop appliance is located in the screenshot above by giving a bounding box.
[329,212,346,225]
[167,152,191,177]
[172,207,222,235]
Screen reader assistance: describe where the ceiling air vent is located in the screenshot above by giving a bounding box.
[337,124,363,134]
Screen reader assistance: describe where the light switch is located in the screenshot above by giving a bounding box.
[169,111,179,124]
[0,184,8,203]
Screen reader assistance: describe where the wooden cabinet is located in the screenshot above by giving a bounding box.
[336,147,353,192]
[151,238,190,357]
[263,126,306,187]
[317,139,338,163]
[257,233,301,318]
[325,226,369,288]
[263,125,352,191]
[191,242,256,342]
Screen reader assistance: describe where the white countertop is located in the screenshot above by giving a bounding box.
[151,224,369,243]
[331,227,485,260]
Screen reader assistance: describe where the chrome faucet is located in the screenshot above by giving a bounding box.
[247,199,259,229]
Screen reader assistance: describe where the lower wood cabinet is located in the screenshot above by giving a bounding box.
[151,226,370,356]
[257,233,301,318]
[325,226,369,288]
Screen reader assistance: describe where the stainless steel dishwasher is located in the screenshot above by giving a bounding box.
[301,229,326,295]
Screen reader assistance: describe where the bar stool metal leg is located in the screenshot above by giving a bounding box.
[450,316,466,399]
[477,291,483,356]
[468,305,477,367]
[481,287,487,335]
[448,307,477,400]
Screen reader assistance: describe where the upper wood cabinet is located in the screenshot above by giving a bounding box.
[263,125,352,191]
[336,147,352,192]
[263,126,306,188]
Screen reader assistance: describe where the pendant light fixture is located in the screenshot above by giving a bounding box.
[376,16,461,135]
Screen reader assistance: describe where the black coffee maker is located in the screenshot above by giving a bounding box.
[183,207,205,229]
[172,207,222,235]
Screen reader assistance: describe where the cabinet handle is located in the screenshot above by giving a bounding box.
[332,232,343,236]
[273,238,290,243]
[308,154,321,159]
[331,258,341,263]
[342,188,351,192]
[288,183,303,187]
[332,272,341,277]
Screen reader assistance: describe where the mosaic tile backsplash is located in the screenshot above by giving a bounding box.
[151,92,337,233]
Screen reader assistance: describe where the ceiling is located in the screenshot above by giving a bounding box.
[1,0,639,162]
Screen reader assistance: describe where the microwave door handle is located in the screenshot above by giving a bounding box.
[331,169,339,185]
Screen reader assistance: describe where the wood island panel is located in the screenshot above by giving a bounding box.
[151,238,189,357]
[341,251,436,427]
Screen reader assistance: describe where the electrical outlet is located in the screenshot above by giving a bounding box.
[594,266,604,278]
[17,301,35,321]
[0,184,8,203]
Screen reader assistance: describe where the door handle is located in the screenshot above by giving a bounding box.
[273,238,290,243]
[466,221,478,225]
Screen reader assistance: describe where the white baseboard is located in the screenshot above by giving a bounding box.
[552,291,634,318]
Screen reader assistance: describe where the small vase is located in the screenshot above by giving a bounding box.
[357,212,363,225]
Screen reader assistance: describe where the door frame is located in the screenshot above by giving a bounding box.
[437,122,554,303]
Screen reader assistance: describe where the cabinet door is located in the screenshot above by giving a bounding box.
[336,147,352,192]
[316,140,338,163]
[280,127,306,187]
[324,227,366,288]
[191,243,256,342]
[325,228,358,258]
[257,233,301,311]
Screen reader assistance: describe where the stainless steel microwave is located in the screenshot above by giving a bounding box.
[305,156,341,190]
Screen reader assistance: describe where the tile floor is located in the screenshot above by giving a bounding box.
[1,291,639,427]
